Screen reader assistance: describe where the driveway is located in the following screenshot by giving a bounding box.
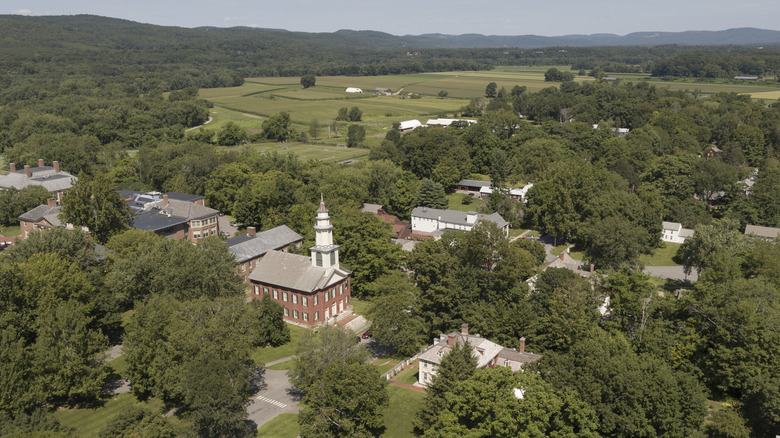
[643,266,698,282]
[247,369,301,429]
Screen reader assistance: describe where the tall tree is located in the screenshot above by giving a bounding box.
[415,178,447,209]
[415,341,478,434]
[485,82,498,98]
[262,111,294,142]
[367,272,427,356]
[254,294,290,348]
[59,174,133,244]
[346,124,365,147]
[300,74,316,89]
[298,361,388,438]
[287,325,370,393]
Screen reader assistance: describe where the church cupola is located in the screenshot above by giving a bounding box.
[310,196,339,269]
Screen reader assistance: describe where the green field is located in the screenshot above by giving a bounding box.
[0,224,21,237]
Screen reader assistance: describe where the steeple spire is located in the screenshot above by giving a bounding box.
[310,197,339,269]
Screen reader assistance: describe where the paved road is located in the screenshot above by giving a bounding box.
[247,369,301,429]
[643,265,698,282]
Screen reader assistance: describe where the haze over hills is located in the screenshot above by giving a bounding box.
[2,14,780,49]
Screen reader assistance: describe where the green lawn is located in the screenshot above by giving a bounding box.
[54,393,169,438]
[350,297,371,317]
[0,224,21,237]
[267,359,294,370]
[107,353,129,378]
[256,413,300,438]
[446,193,483,212]
[640,242,682,266]
[251,323,309,365]
[550,244,570,256]
[373,361,397,375]
[392,364,420,386]
[383,385,426,438]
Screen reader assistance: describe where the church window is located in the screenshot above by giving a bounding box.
[283,292,288,302]
[284,308,289,316]
[330,252,336,265]
[292,294,298,304]
[316,252,322,266]
[303,297,308,307]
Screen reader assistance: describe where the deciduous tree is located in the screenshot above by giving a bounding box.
[59,174,133,244]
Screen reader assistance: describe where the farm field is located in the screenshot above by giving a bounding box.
[216,141,370,163]
[198,68,780,153]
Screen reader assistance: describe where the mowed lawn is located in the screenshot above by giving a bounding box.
[251,323,309,365]
[640,242,682,266]
[55,393,173,438]
[383,385,426,438]
[255,413,300,438]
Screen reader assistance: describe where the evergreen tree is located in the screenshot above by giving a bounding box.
[415,178,447,209]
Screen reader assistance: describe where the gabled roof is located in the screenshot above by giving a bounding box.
[745,224,780,239]
[226,225,303,263]
[361,203,383,214]
[496,347,543,372]
[249,250,350,292]
[166,192,204,203]
[411,207,508,230]
[399,120,422,130]
[662,221,682,231]
[18,204,63,227]
[419,332,504,368]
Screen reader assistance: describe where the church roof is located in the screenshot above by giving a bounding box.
[226,225,303,263]
[249,250,350,292]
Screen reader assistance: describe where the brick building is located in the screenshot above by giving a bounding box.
[248,199,351,326]
[226,225,303,281]
[0,160,75,203]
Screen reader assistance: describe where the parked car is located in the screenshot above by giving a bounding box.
[229,221,237,227]
[220,231,230,237]
[361,332,373,339]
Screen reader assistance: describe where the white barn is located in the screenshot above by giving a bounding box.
[398,120,423,132]
[411,207,509,237]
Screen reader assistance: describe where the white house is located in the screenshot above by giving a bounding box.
[661,221,695,244]
[345,87,363,93]
[417,324,540,386]
[398,120,423,132]
[411,207,509,237]
[479,183,534,202]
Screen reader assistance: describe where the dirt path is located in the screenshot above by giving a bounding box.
[184,116,213,132]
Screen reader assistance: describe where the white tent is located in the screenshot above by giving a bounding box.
[345,87,363,93]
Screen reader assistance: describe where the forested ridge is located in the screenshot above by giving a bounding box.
[1,13,779,438]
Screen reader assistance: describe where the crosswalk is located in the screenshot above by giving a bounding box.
[256,395,287,409]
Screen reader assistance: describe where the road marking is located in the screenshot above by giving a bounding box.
[256,395,287,408]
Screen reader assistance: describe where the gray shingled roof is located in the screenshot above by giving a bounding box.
[248,250,350,292]
[457,179,492,188]
[411,207,508,230]
[0,167,76,192]
[226,225,303,263]
[745,224,780,239]
[419,333,504,368]
[18,204,62,227]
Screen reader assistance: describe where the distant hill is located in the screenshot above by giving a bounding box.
[1,14,779,50]
[396,28,780,48]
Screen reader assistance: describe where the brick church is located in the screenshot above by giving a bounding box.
[248,198,352,326]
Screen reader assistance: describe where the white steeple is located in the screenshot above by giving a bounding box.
[310,195,339,269]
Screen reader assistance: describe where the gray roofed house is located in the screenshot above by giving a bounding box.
[123,191,221,242]
[744,224,780,240]
[411,207,509,237]
[0,160,75,202]
[418,324,541,386]
[18,198,89,239]
[457,179,493,192]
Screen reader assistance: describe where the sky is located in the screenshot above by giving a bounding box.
[6,0,780,36]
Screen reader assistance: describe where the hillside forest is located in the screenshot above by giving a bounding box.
[0,14,779,438]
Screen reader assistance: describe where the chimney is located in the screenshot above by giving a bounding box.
[37,158,44,167]
[461,323,469,335]
[590,264,595,274]
[46,198,57,208]
[163,194,169,207]
[24,165,31,178]
[558,252,565,261]
[519,337,526,353]
[53,161,60,173]
[8,163,15,172]
[247,226,256,237]
[447,333,456,346]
